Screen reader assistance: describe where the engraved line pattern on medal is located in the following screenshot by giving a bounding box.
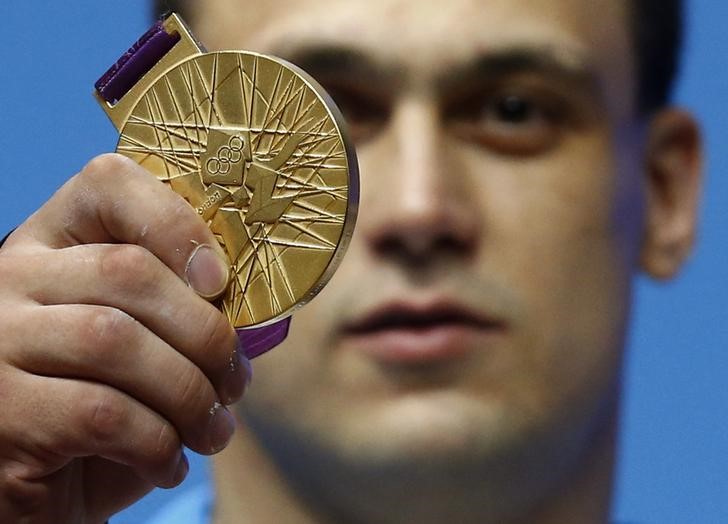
[227,55,344,322]
[118,53,349,326]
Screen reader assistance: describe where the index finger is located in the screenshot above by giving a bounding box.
[19,153,229,289]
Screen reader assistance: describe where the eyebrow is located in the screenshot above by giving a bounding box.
[276,46,391,84]
[273,43,601,102]
[441,46,599,92]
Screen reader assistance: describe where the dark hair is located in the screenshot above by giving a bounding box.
[630,0,684,114]
[153,0,683,115]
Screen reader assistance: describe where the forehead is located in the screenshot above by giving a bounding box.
[192,0,634,114]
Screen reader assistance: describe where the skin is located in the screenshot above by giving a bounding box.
[195,0,702,523]
[0,154,250,522]
[0,0,701,523]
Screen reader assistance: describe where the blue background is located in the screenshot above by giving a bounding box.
[1,2,725,522]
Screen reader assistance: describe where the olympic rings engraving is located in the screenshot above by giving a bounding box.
[205,135,245,176]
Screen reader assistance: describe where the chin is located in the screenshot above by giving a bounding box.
[302,389,533,466]
[246,341,617,476]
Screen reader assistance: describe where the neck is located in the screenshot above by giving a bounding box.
[213,398,619,524]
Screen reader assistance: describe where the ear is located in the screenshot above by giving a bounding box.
[639,109,703,279]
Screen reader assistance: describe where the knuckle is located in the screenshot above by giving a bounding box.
[175,364,212,413]
[198,307,238,368]
[80,153,135,184]
[151,423,181,467]
[77,307,135,355]
[82,390,128,445]
[0,251,18,285]
[0,466,47,517]
[98,244,155,291]
[167,364,215,451]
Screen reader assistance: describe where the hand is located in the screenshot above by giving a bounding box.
[0,154,250,523]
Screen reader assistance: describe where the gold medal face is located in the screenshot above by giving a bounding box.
[117,51,358,327]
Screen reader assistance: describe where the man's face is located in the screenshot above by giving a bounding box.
[195,0,644,465]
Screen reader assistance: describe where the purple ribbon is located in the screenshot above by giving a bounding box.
[237,317,292,359]
[95,21,180,104]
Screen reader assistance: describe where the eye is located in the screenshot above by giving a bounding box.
[448,88,566,155]
[493,95,538,124]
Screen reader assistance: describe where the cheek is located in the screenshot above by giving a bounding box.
[475,134,638,410]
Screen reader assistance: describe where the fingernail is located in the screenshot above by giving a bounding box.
[208,402,236,453]
[173,452,189,485]
[235,339,253,388]
[185,244,229,298]
[223,344,253,405]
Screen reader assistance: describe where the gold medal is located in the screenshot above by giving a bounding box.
[96,14,358,329]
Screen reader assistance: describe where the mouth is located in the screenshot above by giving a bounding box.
[341,301,505,365]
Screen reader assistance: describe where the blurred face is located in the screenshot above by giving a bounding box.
[196,0,643,471]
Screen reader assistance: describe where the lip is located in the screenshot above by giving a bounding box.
[340,299,506,365]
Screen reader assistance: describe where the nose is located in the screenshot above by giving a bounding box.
[359,96,481,269]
